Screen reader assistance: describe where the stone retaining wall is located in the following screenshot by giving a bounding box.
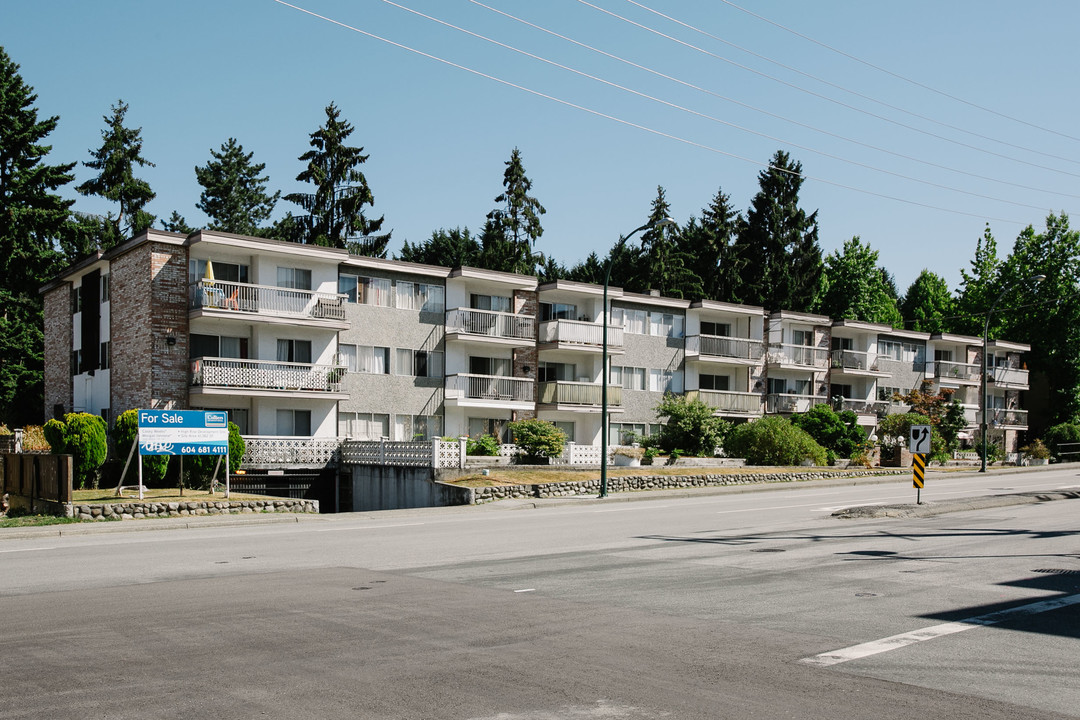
[467,469,907,504]
[64,498,319,520]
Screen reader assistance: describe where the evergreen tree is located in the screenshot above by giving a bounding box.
[160,211,194,235]
[566,252,605,284]
[479,147,546,274]
[195,138,279,235]
[397,227,481,267]
[953,223,1002,335]
[635,187,702,299]
[538,255,567,283]
[730,151,822,311]
[284,103,387,252]
[76,100,155,248]
[681,187,743,302]
[900,270,955,333]
[0,47,76,425]
[815,236,901,326]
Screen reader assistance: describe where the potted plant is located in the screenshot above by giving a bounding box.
[612,446,644,467]
[1020,438,1050,466]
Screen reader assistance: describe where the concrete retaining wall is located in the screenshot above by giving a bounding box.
[64,498,319,520]
[350,464,472,512]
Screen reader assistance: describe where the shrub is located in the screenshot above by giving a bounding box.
[20,425,50,451]
[725,416,827,466]
[877,412,932,450]
[1020,438,1050,460]
[790,404,867,458]
[113,410,171,486]
[466,434,500,456]
[973,438,1004,465]
[1043,422,1080,462]
[653,394,730,457]
[508,419,566,462]
[43,413,108,489]
[184,423,245,489]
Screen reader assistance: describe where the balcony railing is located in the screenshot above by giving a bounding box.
[445,308,536,342]
[686,335,765,361]
[832,397,890,417]
[990,367,1029,387]
[189,280,347,321]
[241,436,341,467]
[768,344,829,368]
[445,373,534,402]
[765,393,823,414]
[191,357,347,392]
[691,389,763,414]
[932,360,981,382]
[830,349,884,372]
[991,408,1028,427]
[539,319,623,348]
[538,381,620,407]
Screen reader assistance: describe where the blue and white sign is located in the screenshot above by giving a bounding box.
[138,410,229,456]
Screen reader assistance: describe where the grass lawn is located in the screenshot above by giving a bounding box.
[71,487,275,503]
[443,465,877,488]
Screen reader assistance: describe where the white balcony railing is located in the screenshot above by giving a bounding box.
[538,381,620,407]
[991,408,1029,427]
[189,280,347,320]
[932,360,981,382]
[539,319,623,348]
[191,357,346,392]
[686,335,765,361]
[765,393,823,414]
[691,389,764,414]
[990,367,1030,387]
[241,436,341,467]
[830,349,884,372]
[768,344,829,368]
[832,397,890,417]
[445,308,536,342]
[445,373,534,402]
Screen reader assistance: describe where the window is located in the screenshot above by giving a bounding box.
[877,385,904,402]
[395,348,444,378]
[879,338,926,365]
[614,308,647,334]
[276,339,312,364]
[609,422,649,445]
[540,302,577,321]
[790,328,813,346]
[468,417,508,442]
[358,345,390,374]
[537,362,576,382]
[701,321,731,337]
[71,349,82,376]
[277,267,312,290]
[699,374,730,391]
[832,336,853,351]
[192,260,249,284]
[393,414,443,441]
[831,383,853,399]
[100,275,110,303]
[611,365,645,390]
[190,334,248,359]
[395,281,445,312]
[339,344,358,372]
[648,369,683,393]
[469,356,511,377]
[769,378,810,395]
[71,287,81,314]
[100,341,111,371]
[339,412,390,440]
[553,421,575,443]
[649,312,684,338]
[935,349,954,362]
[339,274,393,306]
[471,294,512,313]
[276,409,311,436]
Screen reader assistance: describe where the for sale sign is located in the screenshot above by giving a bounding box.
[137,409,229,456]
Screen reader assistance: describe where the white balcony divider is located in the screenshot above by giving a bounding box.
[765,393,823,413]
[445,308,536,341]
[769,344,829,367]
[694,389,763,414]
[687,335,765,361]
[932,360,982,381]
[191,357,346,392]
[538,381,620,406]
[830,349,884,372]
[445,373,534,402]
[189,280,346,320]
[539,319,623,347]
[241,436,341,466]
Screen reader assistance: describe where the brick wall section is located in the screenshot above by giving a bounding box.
[513,289,538,407]
[149,243,190,410]
[42,286,72,418]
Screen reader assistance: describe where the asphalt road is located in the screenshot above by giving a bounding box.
[2,466,1078,719]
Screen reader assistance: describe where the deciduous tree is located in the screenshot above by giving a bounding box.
[814,236,901,326]
[900,269,955,333]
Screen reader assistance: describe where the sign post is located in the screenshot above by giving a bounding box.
[909,425,931,504]
[137,410,230,500]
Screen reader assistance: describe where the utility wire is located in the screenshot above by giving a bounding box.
[622,0,1080,165]
[711,0,1080,145]
[576,0,1080,179]
[270,0,1030,225]
[471,0,1080,201]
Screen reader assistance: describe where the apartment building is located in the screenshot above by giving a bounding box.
[41,228,1032,472]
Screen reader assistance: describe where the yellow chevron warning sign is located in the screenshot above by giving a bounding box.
[912,453,925,489]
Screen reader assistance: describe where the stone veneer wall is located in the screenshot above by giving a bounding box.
[463,469,905,503]
[65,498,318,520]
[42,285,73,418]
[513,288,538,417]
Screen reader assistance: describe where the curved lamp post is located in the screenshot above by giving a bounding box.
[980,274,1044,472]
[600,217,677,498]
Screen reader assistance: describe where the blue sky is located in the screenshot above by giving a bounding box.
[5,0,1079,294]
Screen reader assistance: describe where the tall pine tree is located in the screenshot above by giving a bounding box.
[681,187,742,302]
[195,138,279,236]
[953,223,1002,336]
[730,151,822,311]
[76,100,155,248]
[397,227,481,267]
[479,147,545,275]
[284,103,387,253]
[0,47,76,425]
[635,187,702,299]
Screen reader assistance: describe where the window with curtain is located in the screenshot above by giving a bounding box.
[701,321,731,337]
[357,346,390,374]
[276,339,312,364]
[339,344,358,372]
[276,409,311,436]
[277,267,311,290]
[469,356,510,376]
[395,349,444,378]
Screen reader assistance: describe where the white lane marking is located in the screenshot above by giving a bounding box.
[802,593,1080,667]
[592,505,670,513]
[1056,485,1080,489]
[314,522,426,532]
[0,547,55,554]
[514,588,536,593]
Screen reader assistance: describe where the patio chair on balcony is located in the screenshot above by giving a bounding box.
[224,288,240,310]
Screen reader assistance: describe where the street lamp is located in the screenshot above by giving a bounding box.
[980,274,1044,472]
[600,217,677,498]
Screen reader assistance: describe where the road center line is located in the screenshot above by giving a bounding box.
[314,522,426,532]
[801,593,1080,667]
[0,547,55,554]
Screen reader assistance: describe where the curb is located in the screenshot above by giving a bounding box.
[832,489,1080,519]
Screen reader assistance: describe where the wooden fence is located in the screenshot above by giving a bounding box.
[1,453,74,511]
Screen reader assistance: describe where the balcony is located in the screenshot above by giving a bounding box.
[688,389,763,416]
[445,308,536,346]
[931,360,981,384]
[241,436,341,469]
[990,408,1028,428]
[190,357,348,398]
[538,381,620,410]
[538,320,623,352]
[189,280,348,327]
[990,366,1029,389]
[765,393,824,414]
[445,373,534,408]
[832,397,890,418]
[830,349,887,375]
[767,344,829,369]
[686,335,765,363]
